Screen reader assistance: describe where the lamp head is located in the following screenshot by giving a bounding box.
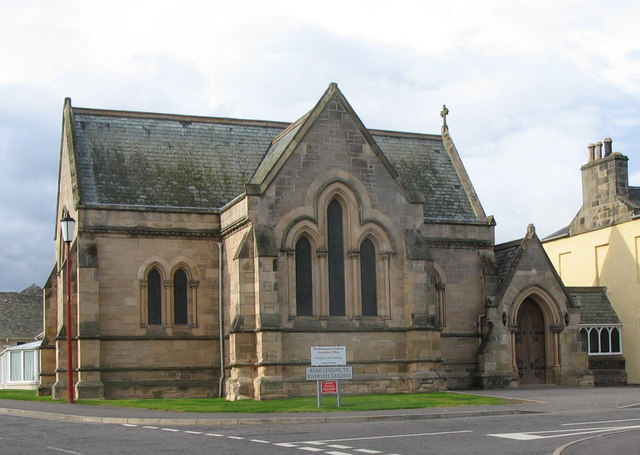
[60,212,76,244]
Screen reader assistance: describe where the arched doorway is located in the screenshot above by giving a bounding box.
[515,299,546,384]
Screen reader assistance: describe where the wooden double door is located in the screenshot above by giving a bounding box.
[515,299,546,384]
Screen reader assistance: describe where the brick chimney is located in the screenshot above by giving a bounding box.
[576,138,629,233]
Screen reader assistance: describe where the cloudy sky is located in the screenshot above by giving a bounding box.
[1,0,639,292]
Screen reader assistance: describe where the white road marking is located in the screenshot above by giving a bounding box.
[618,403,640,409]
[562,418,640,426]
[488,432,543,440]
[47,448,84,455]
[118,423,414,455]
[303,429,472,444]
[488,424,640,440]
[121,424,137,427]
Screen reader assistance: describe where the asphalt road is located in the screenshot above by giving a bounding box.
[0,386,638,454]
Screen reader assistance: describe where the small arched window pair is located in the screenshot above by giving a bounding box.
[146,267,190,326]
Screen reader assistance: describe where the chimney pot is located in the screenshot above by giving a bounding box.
[588,143,596,162]
[595,141,603,159]
[604,138,612,157]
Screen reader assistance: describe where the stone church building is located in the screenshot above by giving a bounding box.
[41,83,592,400]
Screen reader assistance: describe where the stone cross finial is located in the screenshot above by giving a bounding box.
[440,105,449,127]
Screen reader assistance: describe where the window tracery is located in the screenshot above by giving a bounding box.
[283,181,393,320]
[140,262,198,327]
[580,326,622,354]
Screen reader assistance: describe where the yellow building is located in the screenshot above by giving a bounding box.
[543,139,637,384]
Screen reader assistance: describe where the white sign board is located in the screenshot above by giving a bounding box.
[310,346,346,366]
[306,366,353,380]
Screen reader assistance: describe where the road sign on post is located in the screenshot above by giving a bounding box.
[311,346,346,366]
[305,366,353,380]
[308,346,349,407]
[321,380,337,394]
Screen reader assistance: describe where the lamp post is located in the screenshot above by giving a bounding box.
[60,212,75,404]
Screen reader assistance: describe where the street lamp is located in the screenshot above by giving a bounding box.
[60,212,75,403]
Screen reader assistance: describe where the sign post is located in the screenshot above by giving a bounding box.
[308,346,349,407]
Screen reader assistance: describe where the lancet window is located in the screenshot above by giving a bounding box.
[286,182,393,320]
[141,263,198,327]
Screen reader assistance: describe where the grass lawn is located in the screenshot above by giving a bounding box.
[0,389,513,413]
[0,390,55,402]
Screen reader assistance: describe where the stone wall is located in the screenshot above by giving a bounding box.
[60,207,223,399]
[251,330,445,399]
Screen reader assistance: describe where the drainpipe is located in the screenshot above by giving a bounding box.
[217,242,225,398]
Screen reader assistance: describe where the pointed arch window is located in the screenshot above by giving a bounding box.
[141,263,199,328]
[328,199,346,316]
[360,238,377,316]
[285,184,395,321]
[147,268,162,325]
[295,236,313,316]
[173,268,188,325]
[611,327,621,352]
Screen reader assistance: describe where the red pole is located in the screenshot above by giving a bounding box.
[65,241,74,403]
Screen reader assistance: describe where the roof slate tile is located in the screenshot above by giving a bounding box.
[0,284,43,339]
[567,287,621,325]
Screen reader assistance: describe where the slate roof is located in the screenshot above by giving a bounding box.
[250,115,307,186]
[374,130,476,220]
[542,225,571,241]
[628,186,640,205]
[494,239,522,282]
[73,109,288,210]
[69,92,478,220]
[566,287,621,325]
[0,284,43,340]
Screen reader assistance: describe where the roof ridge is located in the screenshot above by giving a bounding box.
[370,129,441,140]
[72,106,291,129]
